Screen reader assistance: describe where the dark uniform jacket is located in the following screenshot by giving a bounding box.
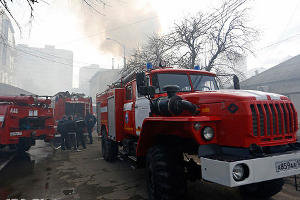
[64,119,76,133]
[85,114,96,129]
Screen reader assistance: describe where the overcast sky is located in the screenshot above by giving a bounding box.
[10,0,300,87]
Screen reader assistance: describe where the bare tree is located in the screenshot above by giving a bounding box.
[0,0,38,30]
[143,34,177,67]
[124,34,177,74]
[171,12,210,69]
[204,0,258,72]
[170,0,258,74]
[116,0,258,81]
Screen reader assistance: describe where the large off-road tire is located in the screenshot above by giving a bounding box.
[239,178,284,199]
[146,145,186,200]
[101,128,118,162]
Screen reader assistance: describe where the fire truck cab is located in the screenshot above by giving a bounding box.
[96,67,300,200]
[53,91,93,122]
[0,96,55,152]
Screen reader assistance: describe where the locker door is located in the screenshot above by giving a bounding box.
[107,96,116,140]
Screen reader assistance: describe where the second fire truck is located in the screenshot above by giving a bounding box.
[0,96,55,152]
[52,91,93,121]
[96,65,300,200]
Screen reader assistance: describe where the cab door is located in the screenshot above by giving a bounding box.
[123,82,135,135]
[135,83,150,136]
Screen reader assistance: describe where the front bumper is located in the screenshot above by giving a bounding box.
[200,150,300,187]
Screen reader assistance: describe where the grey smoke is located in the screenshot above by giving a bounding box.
[64,0,161,57]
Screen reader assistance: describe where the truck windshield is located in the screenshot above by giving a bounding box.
[152,73,218,93]
[152,73,191,93]
[190,74,218,91]
[65,102,85,118]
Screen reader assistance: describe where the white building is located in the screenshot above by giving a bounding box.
[79,64,100,96]
[15,45,73,95]
[89,69,121,102]
[0,10,15,86]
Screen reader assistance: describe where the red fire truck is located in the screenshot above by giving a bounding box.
[52,91,93,121]
[96,66,300,199]
[0,96,55,152]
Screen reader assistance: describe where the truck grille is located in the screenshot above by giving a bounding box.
[250,103,297,137]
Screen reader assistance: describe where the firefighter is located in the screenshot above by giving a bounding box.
[65,115,79,151]
[57,115,69,150]
[85,112,96,144]
[74,115,86,149]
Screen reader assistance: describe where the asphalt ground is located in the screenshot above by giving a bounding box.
[0,139,300,200]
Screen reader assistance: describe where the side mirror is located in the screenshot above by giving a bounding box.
[136,72,146,88]
[233,75,240,90]
[139,86,155,96]
[136,72,155,96]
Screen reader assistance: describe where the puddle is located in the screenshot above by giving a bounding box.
[0,141,54,200]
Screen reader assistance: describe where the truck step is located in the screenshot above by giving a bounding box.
[119,150,137,162]
[128,155,137,162]
[118,150,138,169]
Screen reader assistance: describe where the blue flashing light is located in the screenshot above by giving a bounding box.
[194,65,200,70]
[146,62,153,70]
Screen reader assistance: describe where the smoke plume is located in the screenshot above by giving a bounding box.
[63,0,161,57]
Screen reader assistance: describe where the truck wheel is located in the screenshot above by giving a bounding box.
[239,178,284,199]
[146,145,186,200]
[101,128,107,158]
[101,128,118,161]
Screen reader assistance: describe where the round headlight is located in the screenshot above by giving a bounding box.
[232,164,249,181]
[201,126,214,141]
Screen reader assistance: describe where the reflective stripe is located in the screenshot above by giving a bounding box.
[220,90,284,100]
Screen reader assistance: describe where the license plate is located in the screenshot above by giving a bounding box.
[10,132,22,136]
[275,158,300,172]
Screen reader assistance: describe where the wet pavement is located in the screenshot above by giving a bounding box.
[0,139,300,200]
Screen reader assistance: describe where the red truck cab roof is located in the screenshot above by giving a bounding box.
[149,68,216,76]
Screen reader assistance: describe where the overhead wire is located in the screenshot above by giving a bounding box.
[0,33,111,69]
[82,0,105,16]
[1,33,93,65]
[0,40,113,70]
[0,9,159,65]
[258,33,300,51]
[277,1,300,42]
[56,15,159,45]
[1,0,159,63]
